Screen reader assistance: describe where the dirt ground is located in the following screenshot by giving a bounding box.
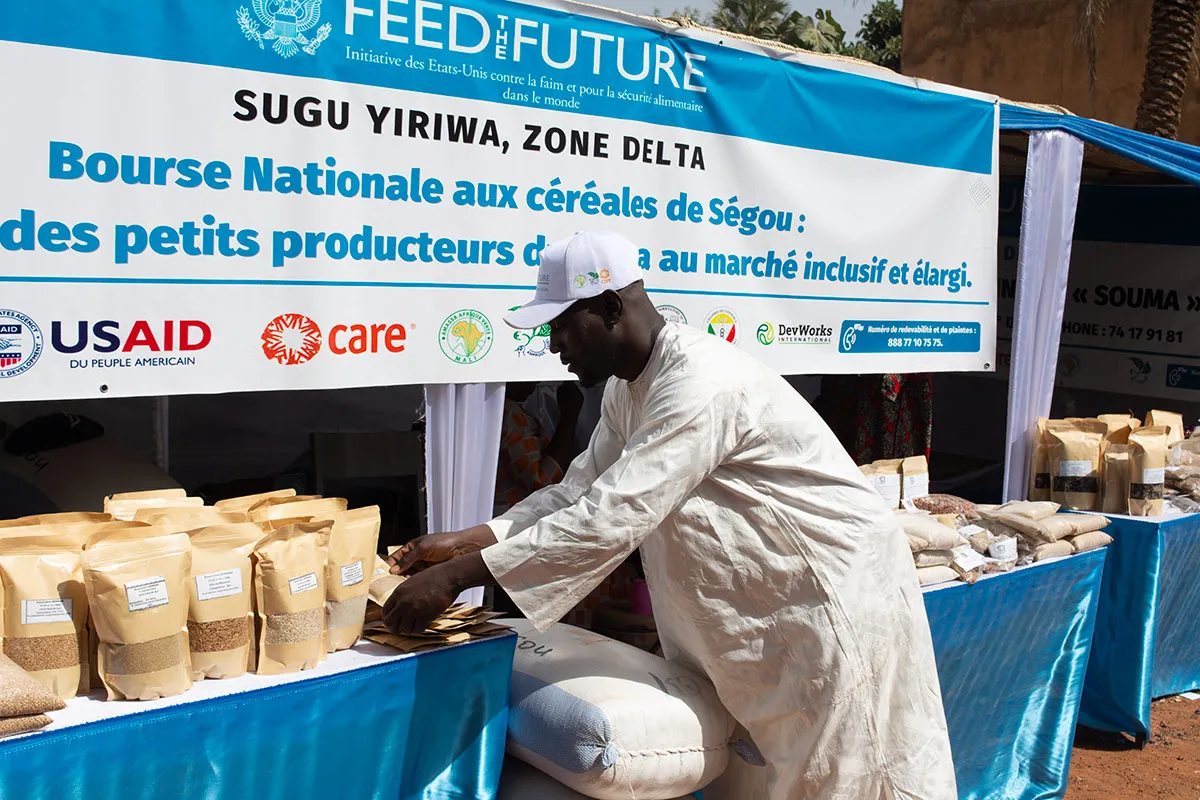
[1067,697,1200,799]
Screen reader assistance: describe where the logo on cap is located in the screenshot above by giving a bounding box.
[439,310,494,364]
[706,309,738,344]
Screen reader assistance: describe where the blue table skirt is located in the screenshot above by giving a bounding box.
[1079,513,1200,738]
[0,634,516,800]
[924,549,1106,800]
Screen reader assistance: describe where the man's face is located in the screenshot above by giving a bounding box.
[547,299,618,388]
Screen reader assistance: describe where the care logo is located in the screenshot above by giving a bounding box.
[236,1,331,58]
[262,313,322,365]
[705,308,738,344]
[756,323,775,346]
[655,305,687,326]
[439,310,494,365]
[0,309,43,378]
[510,306,550,358]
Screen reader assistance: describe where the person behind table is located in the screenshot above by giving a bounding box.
[494,381,583,516]
[494,380,635,626]
[382,231,957,800]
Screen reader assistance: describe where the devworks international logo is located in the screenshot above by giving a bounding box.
[236,1,332,58]
[759,322,834,346]
[440,310,494,365]
[0,310,43,378]
[262,313,323,365]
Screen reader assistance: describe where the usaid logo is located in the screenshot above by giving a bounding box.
[0,310,44,378]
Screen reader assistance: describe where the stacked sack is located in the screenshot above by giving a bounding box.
[893,492,1020,587]
[0,486,381,703]
[975,501,1112,564]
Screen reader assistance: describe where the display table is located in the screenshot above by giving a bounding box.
[923,549,1106,800]
[1078,512,1200,740]
[0,634,516,800]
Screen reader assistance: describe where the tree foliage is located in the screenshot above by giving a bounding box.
[662,1,902,70]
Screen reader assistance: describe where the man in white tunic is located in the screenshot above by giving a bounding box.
[384,232,957,799]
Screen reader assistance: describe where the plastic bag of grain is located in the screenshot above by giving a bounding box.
[0,652,66,738]
[214,488,297,513]
[82,531,193,700]
[0,527,91,698]
[901,455,929,502]
[253,521,327,674]
[1048,419,1107,511]
[105,488,204,521]
[1129,426,1169,517]
[501,619,733,800]
[897,513,968,552]
[136,507,249,526]
[187,523,262,679]
[323,507,380,652]
[249,497,347,525]
[1145,410,1185,446]
[1029,417,1052,501]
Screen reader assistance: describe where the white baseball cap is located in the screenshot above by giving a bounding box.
[504,231,642,329]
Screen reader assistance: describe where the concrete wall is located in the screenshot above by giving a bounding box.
[903,0,1200,145]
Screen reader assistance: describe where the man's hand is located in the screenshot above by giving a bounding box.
[382,551,497,634]
[387,525,498,575]
[382,564,459,634]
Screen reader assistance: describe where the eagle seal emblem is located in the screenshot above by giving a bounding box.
[237,1,332,58]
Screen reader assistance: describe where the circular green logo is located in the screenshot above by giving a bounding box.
[439,309,494,364]
[757,322,775,346]
[655,305,688,326]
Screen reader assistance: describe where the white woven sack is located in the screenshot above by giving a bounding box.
[502,619,734,800]
[497,756,695,800]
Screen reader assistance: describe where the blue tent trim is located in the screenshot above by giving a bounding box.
[1000,104,1200,188]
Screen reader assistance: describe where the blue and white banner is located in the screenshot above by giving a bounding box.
[0,0,998,400]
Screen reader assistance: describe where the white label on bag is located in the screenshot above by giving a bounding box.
[288,572,319,595]
[1144,467,1166,485]
[125,576,169,612]
[988,537,1018,561]
[872,475,901,506]
[340,560,365,588]
[195,568,243,602]
[1058,460,1092,477]
[959,524,987,537]
[952,545,987,572]
[20,598,73,625]
[903,474,929,499]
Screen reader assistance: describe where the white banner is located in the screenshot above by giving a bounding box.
[995,237,1200,400]
[0,1,998,401]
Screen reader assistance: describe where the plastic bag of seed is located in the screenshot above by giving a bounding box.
[0,527,91,699]
[322,507,381,653]
[82,531,193,701]
[186,523,263,680]
[0,652,66,737]
[248,497,347,525]
[253,522,328,675]
[214,488,298,514]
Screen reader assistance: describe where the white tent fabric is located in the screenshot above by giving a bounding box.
[1002,130,1085,502]
[424,382,506,605]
